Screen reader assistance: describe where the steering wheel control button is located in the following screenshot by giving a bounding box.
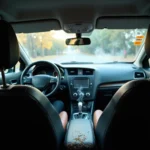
[73,93,78,97]
[50,77,57,84]
[23,77,32,84]
[85,92,90,97]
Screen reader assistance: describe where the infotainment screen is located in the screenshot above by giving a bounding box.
[74,79,89,88]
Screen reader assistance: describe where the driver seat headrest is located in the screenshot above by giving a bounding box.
[0,20,20,69]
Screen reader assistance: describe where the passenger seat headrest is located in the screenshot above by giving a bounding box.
[145,25,150,57]
[0,20,20,69]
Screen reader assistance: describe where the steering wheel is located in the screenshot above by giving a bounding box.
[20,61,61,97]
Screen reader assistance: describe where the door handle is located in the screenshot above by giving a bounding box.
[10,79,17,85]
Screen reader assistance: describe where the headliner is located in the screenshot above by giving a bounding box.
[0,0,150,32]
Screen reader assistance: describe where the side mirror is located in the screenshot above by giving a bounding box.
[66,37,91,45]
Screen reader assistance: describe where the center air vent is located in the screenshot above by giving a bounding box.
[134,72,145,78]
[67,68,78,75]
[83,69,94,75]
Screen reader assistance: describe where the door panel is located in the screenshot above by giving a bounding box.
[0,61,23,86]
[0,72,22,85]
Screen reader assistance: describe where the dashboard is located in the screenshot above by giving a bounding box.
[30,62,147,110]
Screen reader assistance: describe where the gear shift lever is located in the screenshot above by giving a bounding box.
[77,88,84,114]
[78,101,83,114]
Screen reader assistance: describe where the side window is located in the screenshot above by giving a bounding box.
[4,61,21,74]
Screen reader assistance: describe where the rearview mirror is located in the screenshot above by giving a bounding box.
[66,38,91,45]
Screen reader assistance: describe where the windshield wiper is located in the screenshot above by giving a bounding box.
[61,61,94,64]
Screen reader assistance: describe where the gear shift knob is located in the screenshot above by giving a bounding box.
[78,101,83,114]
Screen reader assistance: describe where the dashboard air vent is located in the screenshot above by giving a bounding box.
[67,68,78,75]
[134,72,145,78]
[83,69,94,75]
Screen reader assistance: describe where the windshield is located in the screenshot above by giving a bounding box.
[16,29,147,64]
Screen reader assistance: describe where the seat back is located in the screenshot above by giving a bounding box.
[0,85,65,149]
[96,79,150,150]
[0,20,64,150]
[95,24,150,150]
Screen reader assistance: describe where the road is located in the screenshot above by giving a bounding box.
[32,52,133,63]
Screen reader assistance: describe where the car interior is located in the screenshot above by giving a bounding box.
[0,0,150,150]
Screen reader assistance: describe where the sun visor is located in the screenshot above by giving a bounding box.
[96,17,150,29]
[11,19,61,33]
[145,25,150,57]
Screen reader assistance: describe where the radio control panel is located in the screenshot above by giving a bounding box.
[68,76,94,100]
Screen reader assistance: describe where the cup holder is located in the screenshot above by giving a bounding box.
[73,112,89,119]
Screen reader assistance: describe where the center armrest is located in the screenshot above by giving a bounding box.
[64,119,95,150]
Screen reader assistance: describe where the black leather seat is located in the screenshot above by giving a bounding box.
[0,20,65,149]
[95,29,150,150]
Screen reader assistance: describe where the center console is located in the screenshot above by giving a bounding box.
[66,68,95,119]
[69,76,94,100]
[64,68,96,150]
[64,119,95,150]
[67,68,95,100]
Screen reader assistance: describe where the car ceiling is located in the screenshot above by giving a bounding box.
[0,0,150,32]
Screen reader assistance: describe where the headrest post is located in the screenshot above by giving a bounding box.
[0,68,7,88]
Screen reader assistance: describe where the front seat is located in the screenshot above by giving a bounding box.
[0,20,66,150]
[94,30,150,150]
